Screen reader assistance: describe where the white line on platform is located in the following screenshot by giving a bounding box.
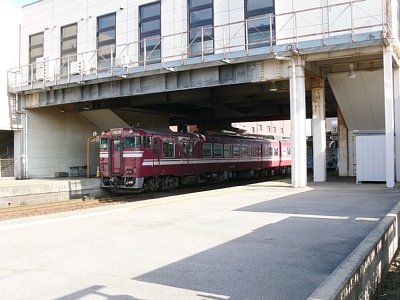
[0,208,129,232]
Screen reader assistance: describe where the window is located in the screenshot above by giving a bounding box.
[113,139,122,151]
[224,144,232,157]
[140,2,161,64]
[143,136,152,148]
[182,141,193,157]
[233,144,241,157]
[248,145,253,157]
[153,140,159,155]
[287,147,291,156]
[274,147,279,156]
[280,128,284,134]
[214,143,223,157]
[246,0,274,48]
[188,0,214,56]
[124,137,141,148]
[273,127,276,133]
[29,32,44,79]
[97,13,116,70]
[203,143,212,157]
[258,124,262,131]
[162,142,175,158]
[60,23,77,76]
[100,138,108,149]
[242,145,248,157]
[267,146,273,157]
[267,126,271,132]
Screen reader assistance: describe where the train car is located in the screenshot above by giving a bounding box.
[99,128,291,192]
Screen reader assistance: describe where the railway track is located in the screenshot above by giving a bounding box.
[0,198,124,221]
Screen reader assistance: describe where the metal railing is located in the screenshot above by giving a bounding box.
[7,0,389,92]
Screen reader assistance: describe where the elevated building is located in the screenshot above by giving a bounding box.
[4,0,400,187]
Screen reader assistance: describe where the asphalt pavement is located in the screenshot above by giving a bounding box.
[0,179,399,300]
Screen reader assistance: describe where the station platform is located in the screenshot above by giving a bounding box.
[0,177,399,299]
[0,177,103,207]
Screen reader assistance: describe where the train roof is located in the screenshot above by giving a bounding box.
[103,128,281,143]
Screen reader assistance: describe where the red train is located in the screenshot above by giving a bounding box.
[99,128,291,191]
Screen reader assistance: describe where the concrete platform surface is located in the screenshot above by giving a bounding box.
[0,179,399,300]
[0,177,102,206]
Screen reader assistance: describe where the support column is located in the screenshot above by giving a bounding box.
[394,68,400,182]
[337,108,349,177]
[312,78,327,182]
[383,47,395,188]
[289,57,307,188]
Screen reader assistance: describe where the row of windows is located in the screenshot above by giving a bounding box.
[101,136,290,160]
[100,136,152,150]
[29,0,274,71]
[251,126,284,134]
[202,143,283,158]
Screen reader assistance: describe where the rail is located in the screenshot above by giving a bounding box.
[7,0,389,92]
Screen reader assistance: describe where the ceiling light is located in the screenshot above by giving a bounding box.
[269,81,278,92]
[60,107,65,113]
[163,67,176,72]
[348,64,356,79]
[83,103,90,110]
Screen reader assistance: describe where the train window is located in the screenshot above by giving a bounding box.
[153,140,159,155]
[274,147,279,156]
[163,142,175,158]
[113,139,122,151]
[143,136,152,148]
[248,145,253,157]
[287,147,291,155]
[100,138,108,149]
[224,144,232,157]
[203,143,212,157]
[124,137,141,148]
[182,142,193,157]
[267,146,273,157]
[257,145,262,156]
[242,145,248,157]
[214,143,223,157]
[233,144,240,157]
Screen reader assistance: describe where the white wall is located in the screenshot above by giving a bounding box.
[18,0,387,71]
[0,1,21,130]
[27,110,99,178]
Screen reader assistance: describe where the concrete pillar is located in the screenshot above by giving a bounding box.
[337,108,349,176]
[289,56,307,188]
[383,48,395,188]
[312,78,327,182]
[394,68,400,182]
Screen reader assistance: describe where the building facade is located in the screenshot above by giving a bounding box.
[5,0,400,187]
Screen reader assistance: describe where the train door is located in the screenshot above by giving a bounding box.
[182,141,194,173]
[152,137,161,173]
[111,138,122,175]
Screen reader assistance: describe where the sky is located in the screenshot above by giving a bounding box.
[9,0,38,6]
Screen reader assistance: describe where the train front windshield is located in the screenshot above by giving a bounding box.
[124,136,142,148]
[100,138,108,149]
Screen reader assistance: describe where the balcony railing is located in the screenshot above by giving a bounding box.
[7,0,389,92]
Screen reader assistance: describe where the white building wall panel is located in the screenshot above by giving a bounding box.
[27,110,99,178]
[19,0,387,68]
[0,1,21,131]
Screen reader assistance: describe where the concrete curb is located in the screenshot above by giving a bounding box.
[309,200,400,300]
[0,178,104,207]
